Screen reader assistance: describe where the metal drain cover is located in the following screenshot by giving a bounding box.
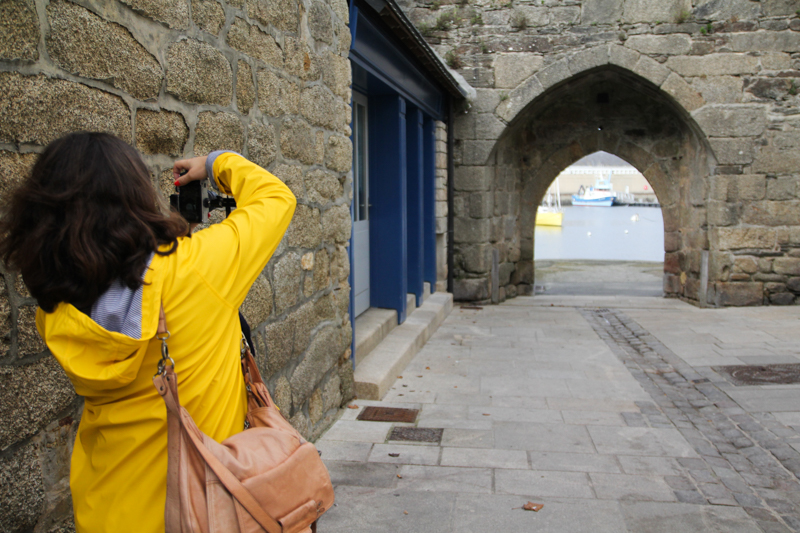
[388,427,443,443]
[713,364,800,386]
[357,406,419,423]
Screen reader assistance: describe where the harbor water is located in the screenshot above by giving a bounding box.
[535,205,664,262]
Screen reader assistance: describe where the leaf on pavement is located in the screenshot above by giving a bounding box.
[523,502,544,512]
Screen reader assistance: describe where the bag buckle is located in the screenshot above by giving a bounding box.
[155,329,175,376]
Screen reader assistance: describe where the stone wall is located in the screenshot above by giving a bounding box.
[402,0,800,307]
[435,120,449,291]
[0,0,353,530]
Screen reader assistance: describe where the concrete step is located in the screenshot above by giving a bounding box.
[406,293,416,314]
[354,308,397,367]
[354,292,425,366]
[354,292,454,400]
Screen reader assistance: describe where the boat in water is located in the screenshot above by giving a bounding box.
[537,208,563,226]
[536,178,563,226]
[572,174,617,207]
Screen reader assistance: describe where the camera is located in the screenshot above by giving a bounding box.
[170,180,236,223]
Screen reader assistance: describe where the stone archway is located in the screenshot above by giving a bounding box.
[453,45,733,306]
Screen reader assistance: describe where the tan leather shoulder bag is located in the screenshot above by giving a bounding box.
[152,307,335,533]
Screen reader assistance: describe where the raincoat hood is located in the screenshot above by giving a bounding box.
[36,259,165,398]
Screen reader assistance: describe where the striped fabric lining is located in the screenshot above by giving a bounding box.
[90,254,154,339]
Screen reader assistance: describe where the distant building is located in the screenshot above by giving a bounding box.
[553,152,658,203]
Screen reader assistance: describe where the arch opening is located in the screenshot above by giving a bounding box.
[453,65,716,305]
[534,151,665,297]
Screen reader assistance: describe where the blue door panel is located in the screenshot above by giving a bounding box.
[368,95,408,324]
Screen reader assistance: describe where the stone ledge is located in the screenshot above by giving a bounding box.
[354,292,454,400]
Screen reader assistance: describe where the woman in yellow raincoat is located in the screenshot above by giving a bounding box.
[0,132,296,532]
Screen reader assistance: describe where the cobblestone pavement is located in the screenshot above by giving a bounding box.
[582,307,800,531]
[317,295,800,532]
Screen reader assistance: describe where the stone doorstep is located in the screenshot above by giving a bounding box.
[354,308,398,367]
[354,292,454,400]
[354,283,433,366]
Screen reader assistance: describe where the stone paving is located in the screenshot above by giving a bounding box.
[317,295,800,532]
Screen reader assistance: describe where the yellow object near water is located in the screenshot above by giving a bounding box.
[536,210,563,227]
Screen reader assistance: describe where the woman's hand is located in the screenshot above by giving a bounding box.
[173,156,208,186]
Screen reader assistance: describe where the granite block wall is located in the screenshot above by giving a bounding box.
[401,0,800,307]
[0,0,353,529]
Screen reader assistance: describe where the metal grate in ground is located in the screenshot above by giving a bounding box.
[388,427,443,444]
[357,406,419,423]
[713,364,800,386]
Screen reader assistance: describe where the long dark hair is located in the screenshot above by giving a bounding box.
[0,132,188,313]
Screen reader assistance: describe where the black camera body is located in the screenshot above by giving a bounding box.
[169,180,236,223]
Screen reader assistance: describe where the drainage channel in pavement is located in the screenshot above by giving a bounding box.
[581,307,800,532]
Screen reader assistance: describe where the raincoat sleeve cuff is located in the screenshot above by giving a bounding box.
[206,150,243,192]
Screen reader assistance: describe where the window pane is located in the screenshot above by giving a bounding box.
[356,102,368,221]
[353,104,361,221]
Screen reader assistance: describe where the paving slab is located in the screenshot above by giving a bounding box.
[440,428,495,448]
[495,469,596,499]
[589,472,676,502]
[326,461,400,488]
[725,389,800,413]
[452,494,628,533]
[617,455,683,476]
[439,447,528,469]
[561,409,627,426]
[620,501,763,532]
[396,465,493,494]
[774,412,800,427]
[318,486,457,533]
[527,451,621,473]
[588,426,700,458]
[320,420,394,443]
[494,421,596,453]
[468,405,564,424]
[368,444,441,466]
[319,283,800,532]
[316,440,373,462]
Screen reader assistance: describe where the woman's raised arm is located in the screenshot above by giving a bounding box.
[173,152,296,309]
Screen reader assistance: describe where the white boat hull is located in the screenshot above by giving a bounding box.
[572,195,614,207]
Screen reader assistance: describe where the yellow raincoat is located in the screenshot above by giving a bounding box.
[36,153,296,533]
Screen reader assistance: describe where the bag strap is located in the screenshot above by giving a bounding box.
[158,304,168,336]
[158,369,183,533]
[155,305,283,533]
